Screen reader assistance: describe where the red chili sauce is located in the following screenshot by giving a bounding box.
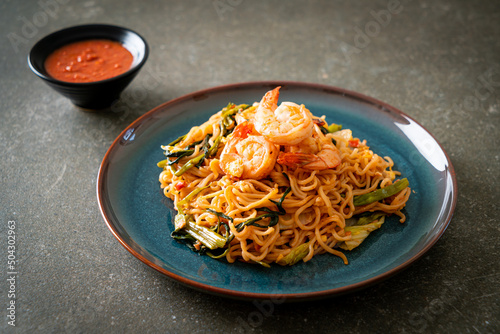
[44,39,134,83]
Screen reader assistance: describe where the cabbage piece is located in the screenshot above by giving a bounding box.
[276,242,310,266]
[339,216,385,251]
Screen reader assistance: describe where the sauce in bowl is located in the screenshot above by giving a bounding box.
[44,39,133,83]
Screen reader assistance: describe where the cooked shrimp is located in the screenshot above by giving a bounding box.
[220,122,278,180]
[253,87,313,145]
[277,126,341,170]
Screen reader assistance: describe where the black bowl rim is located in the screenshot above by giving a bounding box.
[27,23,149,87]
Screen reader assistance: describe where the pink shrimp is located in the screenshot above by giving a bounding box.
[220,122,278,180]
[253,87,314,145]
[277,130,341,170]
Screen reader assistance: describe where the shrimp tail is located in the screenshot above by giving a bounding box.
[277,152,318,169]
[259,86,281,111]
[232,121,255,139]
[277,147,341,170]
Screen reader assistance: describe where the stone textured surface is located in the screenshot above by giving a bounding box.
[1,0,499,333]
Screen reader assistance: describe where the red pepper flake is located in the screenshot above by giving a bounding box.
[193,241,202,251]
[175,181,187,190]
[349,139,360,148]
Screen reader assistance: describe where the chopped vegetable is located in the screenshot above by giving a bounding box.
[234,186,290,231]
[234,207,281,231]
[174,181,187,190]
[319,122,342,135]
[172,186,227,251]
[276,242,310,266]
[157,159,169,168]
[206,209,233,223]
[349,139,360,148]
[173,214,226,250]
[159,103,250,176]
[174,153,205,176]
[205,209,234,244]
[356,212,386,226]
[327,123,342,133]
[353,178,409,207]
[339,216,385,251]
[176,186,209,213]
[269,185,291,215]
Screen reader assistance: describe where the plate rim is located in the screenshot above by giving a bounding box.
[97,80,457,301]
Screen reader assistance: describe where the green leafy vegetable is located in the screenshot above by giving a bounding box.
[234,207,281,231]
[173,214,226,250]
[205,209,234,244]
[172,186,227,251]
[159,103,250,176]
[276,242,310,266]
[339,216,385,251]
[269,186,291,215]
[234,186,291,232]
[206,208,234,223]
[355,212,386,226]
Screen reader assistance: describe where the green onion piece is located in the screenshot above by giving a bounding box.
[157,159,169,168]
[206,209,234,222]
[187,138,205,149]
[327,123,342,133]
[206,209,235,244]
[174,214,226,250]
[353,178,409,207]
[163,149,194,158]
[235,210,280,231]
[176,186,209,213]
[174,153,205,176]
[276,242,310,266]
[206,135,222,158]
[269,186,291,215]
[165,135,186,147]
[220,103,249,134]
[235,187,291,231]
[168,152,191,166]
[222,103,249,117]
[168,164,177,174]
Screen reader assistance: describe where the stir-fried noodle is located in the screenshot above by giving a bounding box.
[158,87,411,267]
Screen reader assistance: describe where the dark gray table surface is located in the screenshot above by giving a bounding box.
[1,0,499,333]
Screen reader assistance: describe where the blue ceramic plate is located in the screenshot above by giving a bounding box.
[97,82,457,301]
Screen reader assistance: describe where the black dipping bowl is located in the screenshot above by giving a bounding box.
[28,24,149,110]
